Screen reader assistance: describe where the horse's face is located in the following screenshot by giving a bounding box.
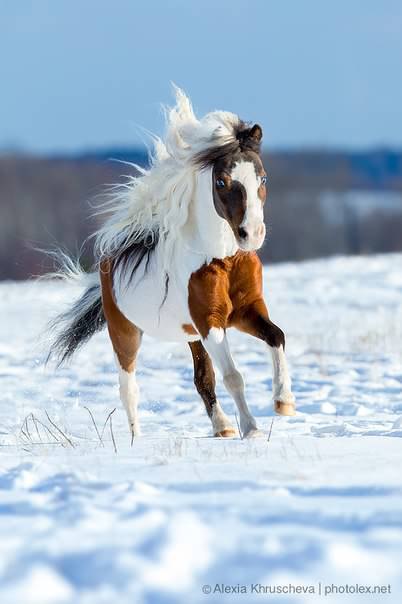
[212,125,267,251]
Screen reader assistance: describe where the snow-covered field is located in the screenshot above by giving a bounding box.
[1,254,402,603]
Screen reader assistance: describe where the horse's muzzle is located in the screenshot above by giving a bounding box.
[237,222,266,251]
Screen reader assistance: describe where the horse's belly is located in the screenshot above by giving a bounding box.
[114,270,199,342]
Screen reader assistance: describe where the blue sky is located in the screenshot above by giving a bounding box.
[1,0,401,152]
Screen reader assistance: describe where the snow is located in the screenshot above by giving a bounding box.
[0,253,402,603]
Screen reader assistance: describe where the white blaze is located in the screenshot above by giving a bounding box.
[230,161,266,250]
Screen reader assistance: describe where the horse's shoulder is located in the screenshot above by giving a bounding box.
[231,251,263,282]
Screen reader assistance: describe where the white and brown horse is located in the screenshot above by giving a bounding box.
[49,88,295,438]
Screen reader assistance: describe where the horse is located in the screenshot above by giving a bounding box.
[48,87,296,439]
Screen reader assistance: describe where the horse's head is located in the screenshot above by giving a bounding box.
[211,124,267,251]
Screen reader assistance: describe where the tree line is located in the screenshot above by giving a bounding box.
[1,149,401,280]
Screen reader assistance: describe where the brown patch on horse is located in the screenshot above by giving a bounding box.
[188,257,233,339]
[188,251,285,349]
[99,259,142,372]
[212,177,247,237]
[182,323,198,336]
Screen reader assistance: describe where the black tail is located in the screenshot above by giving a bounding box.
[47,284,106,366]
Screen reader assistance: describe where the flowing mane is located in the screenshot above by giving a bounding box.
[94,86,252,279]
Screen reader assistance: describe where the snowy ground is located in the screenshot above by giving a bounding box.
[1,253,402,603]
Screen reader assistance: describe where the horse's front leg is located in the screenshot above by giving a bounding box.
[232,299,296,416]
[201,328,263,438]
[188,340,236,437]
[188,265,262,437]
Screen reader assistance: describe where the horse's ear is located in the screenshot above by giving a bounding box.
[249,124,263,143]
[236,123,263,151]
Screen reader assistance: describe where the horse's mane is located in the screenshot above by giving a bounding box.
[94,86,254,281]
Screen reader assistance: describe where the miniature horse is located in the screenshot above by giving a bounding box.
[49,88,295,438]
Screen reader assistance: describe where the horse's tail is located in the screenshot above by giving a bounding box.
[45,253,106,366]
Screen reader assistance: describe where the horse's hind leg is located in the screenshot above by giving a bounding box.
[188,340,236,438]
[100,262,143,438]
[113,330,142,439]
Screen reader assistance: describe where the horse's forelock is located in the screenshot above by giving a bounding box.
[192,122,262,170]
[192,140,240,170]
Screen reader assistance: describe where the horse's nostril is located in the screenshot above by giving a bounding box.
[238,227,248,240]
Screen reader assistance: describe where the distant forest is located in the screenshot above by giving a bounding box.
[1,149,402,280]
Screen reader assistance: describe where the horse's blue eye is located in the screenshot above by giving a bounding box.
[216,179,225,188]
[261,176,267,185]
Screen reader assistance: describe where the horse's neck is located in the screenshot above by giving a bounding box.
[182,168,238,262]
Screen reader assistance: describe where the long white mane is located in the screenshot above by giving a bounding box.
[94,86,241,272]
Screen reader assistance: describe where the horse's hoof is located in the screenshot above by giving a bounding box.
[275,401,296,416]
[214,427,237,438]
[243,428,265,439]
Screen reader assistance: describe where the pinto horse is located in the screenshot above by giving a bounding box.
[49,88,295,438]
